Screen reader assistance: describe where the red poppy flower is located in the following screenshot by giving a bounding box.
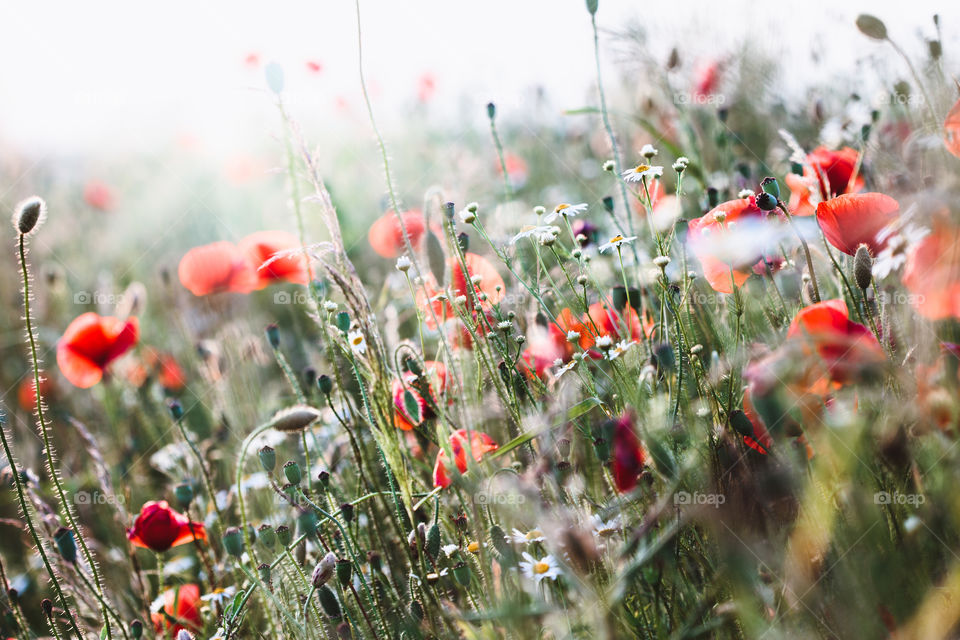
[433,429,498,489]
[56,313,139,388]
[127,500,207,552]
[392,360,448,430]
[497,153,528,190]
[178,241,258,296]
[804,146,864,200]
[816,193,899,256]
[688,196,768,293]
[902,221,960,319]
[417,72,436,102]
[741,390,773,455]
[944,97,960,158]
[785,172,817,217]
[786,299,885,385]
[368,209,427,259]
[416,253,505,330]
[142,350,187,392]
[151,584,202,635]
[693,59,722,99]
[83,180,115,211]
[305,60,323,74]
[518,324,571,378]
[581,302,654,348]
[238,230,310,288]
[611,412,646,493]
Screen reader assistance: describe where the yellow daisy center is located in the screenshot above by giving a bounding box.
[609,235,624,243]
[534,561,550,574]
[525,529,543,540]
[556,203,570,212]
[352,335,364,346]
[467,541,480,553]
[634,164,650,172]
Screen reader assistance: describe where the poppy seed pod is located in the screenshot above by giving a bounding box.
[265,323,281,349]
[41,598,53,616]
[755,192,778,211]
[168,399,184,420]
[854,244,873,291]
[317,374,334,396]
[283,460,302,485]
[856,14,888,40]
[173,483,194,508]
[312,551,337,587]
[426,523,441,559]
[453,561,471,586]
[760,177,780,200]
[317,585,341,619]
[318,470,331,490]
[257,524,277,549]
[339,502,355,524]
[271,405,322,433]
[602,196,615,213]
[13,196,46,235]
[54,527,77,563]
[298,509,318,539]
[335,311,351,333]
[130,619,143,638]
[258,562,272,583]
[276,525,292,547]
[258,446,276,473]
[222,527,244,557]
[486,102,496,120]
[336,558,352,586]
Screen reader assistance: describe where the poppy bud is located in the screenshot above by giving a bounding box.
[258,562,271,583]
[602,196,615,213]
[174,483,194,508]
[283,460,302,485]
[168,399,184,420]
[367,550,382,572]
[410,599,425,622]
[653,343,676,372]
[760,177,780,200]
[317,585,341,619]
[258,524,277,549]
[271,405,322,433]
[276,525,292,547]
[854,244,873,291]
[729,410,754,437]
[54,527,77,563]
[486,102,496,120]
[303,367,317,389]
[335,311,351,333]
[557,438,571,459]
[457,232,469,252]
[265,323,281,349]
[222,527,244,557]
[130,619,143,639]
[755,192,778,211]
[7,588,17,604]
[593,437,610,463]
[336,558,352,586]
[856,14,888,40]
[312,552,337,587]
[426,523,441,559]
[443,202,456,221]
[707,187,719,208]
[258,446,276,473]
[340,502,354,524]
[41,598,53,617]
[585,0,598,14]
[317,374,334,396]
[318,470,331,490]
[337,622,352,639]
[453,561,471,586]
[298,509,318,539]
[452,513,469,531]
[489,525,517,566]
[13,196,46,235]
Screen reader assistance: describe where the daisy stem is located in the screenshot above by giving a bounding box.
[18,233,112,639]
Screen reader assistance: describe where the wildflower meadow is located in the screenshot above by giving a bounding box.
[3,2,960,638]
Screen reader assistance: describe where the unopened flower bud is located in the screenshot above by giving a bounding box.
[222,527,244,558]
[854,244,873,290]
[312,551,337,587]
[13,196,46,235]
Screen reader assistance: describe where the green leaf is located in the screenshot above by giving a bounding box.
[403,390,422,424]
[568,396,603,420]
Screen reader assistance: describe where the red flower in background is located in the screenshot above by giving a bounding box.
[741,390,773,455]
[392,360,448,430]
[57,313,139,388]
[416,253,505,330]
[151,584,202,635]
[805,146,864,200]
[238,230,310,288]
[688,196,767,294]
[368,209,427,259]
[902,221,960,319]
[944,97,960,158]
[178,241,258,296]
[611,412,646,493]
[17,377,54,412]
[785,173,817,217]
[433,429,498,489]
[127,501,207,552]
[581,302,653,348]
[816,193,899,256]
[497,152,528,190]
[141,350,187,393]
[786,299,885,386]
[83,180,115,211]
[305,60,323,74]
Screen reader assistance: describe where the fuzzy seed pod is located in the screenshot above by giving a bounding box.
[258,446,276,472]
[336,559,352,587]
[41,598,53,616]
[222,527,244,557]
[426,523,441,559]
[312,551,337,587]
[410,599,424,622]
[257,524,277,549]
[283,460,302,485]
[271,405,322,433]
[13,196,46,235]
[339,502,355,524]
[276,525,292,547]
[489,525,516,566]
[316,585,341,619]
[54,527,77,563]
[257,563,271,583]
[854,244,873,290]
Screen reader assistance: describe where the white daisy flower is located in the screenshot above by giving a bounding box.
[873,222,928,280]
[590,514,622,539]
[621,163,664,183]
[511,225,557,244]
[201,586,237,605]
[554,359,578,378]
[510,528,546,544]
[322,300,338,312]
[673,156,690,171]
[544,203,588,223]
[566,330,581,343]
[395,255,412,272]
[441,544,460,558]
[519,552,562,584]
[607,340,636,360]
[598,234,638,253]
[347,329,367,355]
[640,144,658,159]
[595,335,614,350]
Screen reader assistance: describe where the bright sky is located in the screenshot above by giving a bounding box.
[0,0,954,156]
